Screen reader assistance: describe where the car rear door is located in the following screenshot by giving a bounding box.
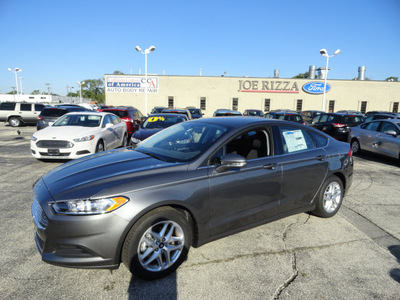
[272,125,329,213]
[207,126,283,237]
[357,121,381,153]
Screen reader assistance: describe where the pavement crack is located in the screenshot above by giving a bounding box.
[272,251,299,300]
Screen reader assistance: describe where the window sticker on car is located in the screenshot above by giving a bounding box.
[148,117,165,122]
[283,130,307,152]
[88,116,101,121]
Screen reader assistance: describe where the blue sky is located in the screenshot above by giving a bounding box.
[1,0,399,96]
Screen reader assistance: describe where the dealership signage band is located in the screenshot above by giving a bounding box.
[106,76,159,93]
[239,80,331,95]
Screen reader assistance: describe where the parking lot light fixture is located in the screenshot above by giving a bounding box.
[77,81,85,104]
[135,45,156,116]
[8,67,22,101]
[320,49,340,111]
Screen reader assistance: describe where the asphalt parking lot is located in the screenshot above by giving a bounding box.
[0,124,399,300]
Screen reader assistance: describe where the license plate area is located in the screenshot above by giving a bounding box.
[47,149,60,156]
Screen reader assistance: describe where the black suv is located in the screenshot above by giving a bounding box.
[301,110,324,124]
[37,105,89,130]
[310,113,365,141]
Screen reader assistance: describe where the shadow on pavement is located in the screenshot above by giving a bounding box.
[128,273,177,299]
[354,152,399,167]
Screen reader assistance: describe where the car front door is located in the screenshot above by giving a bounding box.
[101,114,116,149]
[207,127,283,237]
[357,121,381,153]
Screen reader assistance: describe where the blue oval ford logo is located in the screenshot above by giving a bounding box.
[302,82,331,94]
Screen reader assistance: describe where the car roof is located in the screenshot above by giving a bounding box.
[191,116,299,127]
[366,118,400,124]
[64,111,109,116]
[147,113,188,118]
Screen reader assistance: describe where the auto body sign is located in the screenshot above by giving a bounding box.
[106,76,159,93]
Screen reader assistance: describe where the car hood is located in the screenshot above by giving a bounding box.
[40,148,186,201]
[33,126,100,139]
[134,128,162,140]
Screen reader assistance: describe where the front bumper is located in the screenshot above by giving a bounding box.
[32,191,129,269]
[30,140,95,160]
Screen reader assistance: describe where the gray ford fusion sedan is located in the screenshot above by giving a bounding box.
[32,117,353,280]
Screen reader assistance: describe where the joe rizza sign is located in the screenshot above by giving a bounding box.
[106,76,159,93]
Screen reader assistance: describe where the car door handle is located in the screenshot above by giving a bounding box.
[263,163,278,170]
[316,155,326,161]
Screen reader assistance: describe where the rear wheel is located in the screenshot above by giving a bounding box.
[9,117,22,127]
[311,175,344,218]
[350,139,361,155]
[122,207,192,280]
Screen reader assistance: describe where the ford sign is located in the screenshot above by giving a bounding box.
[302,82,331,94]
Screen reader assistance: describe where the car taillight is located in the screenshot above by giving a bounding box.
[38,115,43,120]
[348,147,353,157]
[302,122,306,125]
[332,123,345,128]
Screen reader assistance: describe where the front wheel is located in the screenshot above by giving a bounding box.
[122,207,192,280]
[311,175,344,218]
[95,140,104,153]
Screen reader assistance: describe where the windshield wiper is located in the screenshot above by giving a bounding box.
[137,150,165,161]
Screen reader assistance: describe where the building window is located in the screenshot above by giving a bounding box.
[360,101,367,114]
[29,96,34,99]
[296,99,303,112]
[168,96,174,108]
[232,98,238,111]
[392,102,399,113]
[40,96,46,99]
[264,99,270,112]
[328,100,335,112]
[200,97,206,110]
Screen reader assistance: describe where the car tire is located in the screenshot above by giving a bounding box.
[95,140,104,153]
[350,138,361,155]
[9,117,22,127]
[311,175,344,218]
[121,133,128,147]
[122,206,192,280]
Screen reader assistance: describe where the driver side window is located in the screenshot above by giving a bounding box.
[209,128,271,166]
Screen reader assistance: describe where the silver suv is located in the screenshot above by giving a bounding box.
[0,102,46,127]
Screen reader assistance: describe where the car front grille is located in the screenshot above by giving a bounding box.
[32,197,49,230]
[39,152,71,157]
[36,140,74,148]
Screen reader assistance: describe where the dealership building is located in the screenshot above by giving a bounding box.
[105,67,400,117]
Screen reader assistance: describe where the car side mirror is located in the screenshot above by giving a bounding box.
[385,130,398,137]
[105,123,113,129]
[215,153,247,173]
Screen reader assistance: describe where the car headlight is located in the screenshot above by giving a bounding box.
[130,137,142,144]
[73,135,95,142]
[52,196,129,215]
[31,135,37,142]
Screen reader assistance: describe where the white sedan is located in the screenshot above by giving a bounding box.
[31,112,128,160]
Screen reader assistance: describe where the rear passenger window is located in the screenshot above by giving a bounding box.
[308,131,328,147]
[363,122,380,131]
[20,104,32,111]
[278,126,315,154]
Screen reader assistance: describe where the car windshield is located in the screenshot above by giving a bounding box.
[142,115,186,129]
[135,121,230,162]
[103,109,128,118]
[188,108,201,114]
[248,110,263,116]
[278,114,302,122]
[53,114,102,127]
[339,115,365,124]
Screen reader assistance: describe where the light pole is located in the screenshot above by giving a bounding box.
[19,77,24,95]
[320,48,340,111]
[77,81,85,104]
[8,68,22,101]
[135,45,156,115]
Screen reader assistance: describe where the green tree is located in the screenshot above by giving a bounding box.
[292,72,310,79]
[31,90,41,94]
[113,70,124,75]
[385,76,398,82]
[80,78,105,103]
